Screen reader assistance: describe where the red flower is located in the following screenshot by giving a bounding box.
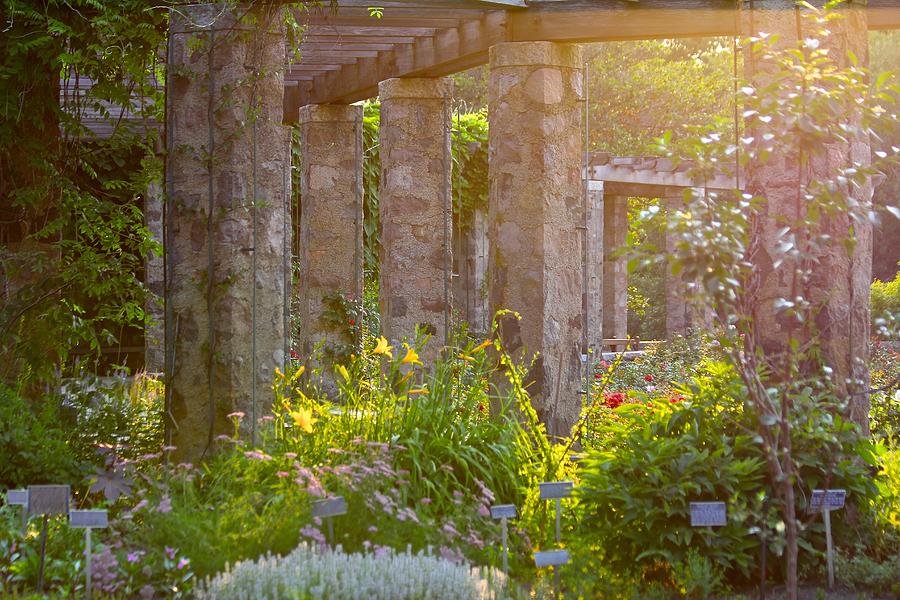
[644,375,654,382]
[603,392,625,409]
[594,372,602,380]
[670,395,685,404]
[348,319,356,326]
[290,349,299,359]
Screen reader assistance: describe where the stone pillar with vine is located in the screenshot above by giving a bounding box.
[167,3,289,459]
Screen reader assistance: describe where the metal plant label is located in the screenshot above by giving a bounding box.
[690,501,727,527]
[534,549,570,568]
[311,496,347,519]
[27,485,70,516]
[70,510,109,529]
[6,490,27,506]
[538,481,573,500]
[490,504,517,520]
[809,489,846,513]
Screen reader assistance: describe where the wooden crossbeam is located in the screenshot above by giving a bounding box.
[302,34,417,44]
[299,42,397,51]
[292,56,361,65]
[304,11,507,104]
[300,14,463,28]
[301,25,438,36]
[297,49,381,58]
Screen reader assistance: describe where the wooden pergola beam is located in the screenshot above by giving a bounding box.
[293,0,900,105]
[301,14,464,28]
[299,42,398,51]
[302,34,417,43]
[304,12,506,104]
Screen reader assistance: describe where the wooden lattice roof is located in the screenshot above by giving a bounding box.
[287,0,900,107]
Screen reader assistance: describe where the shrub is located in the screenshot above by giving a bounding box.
[576,361,766,585]
[871,266,900,333]
[0,384,83,489]
[197,544,507,600]
[60,372,165,464]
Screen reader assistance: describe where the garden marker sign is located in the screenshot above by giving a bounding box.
[538,482,573,597]
[808,489,846,589]
[312,496,347,547]
[534,549,570,568]
[6,489,28,534]
[539,481,573,544]
[490,504,517,575]
[689,501,727,527]
[28,485,70,594]
[70,510,109,600]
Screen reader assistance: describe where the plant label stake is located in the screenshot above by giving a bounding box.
[759,495,769,600]
[311,496,347,547]
[70,510,108,600]
[534,549,570,599]
[539,481,573,544]
[689,501,727,527]
[808,489,845,589]
[538,482,573,596]
[28,485,70,594]
[6,489,28,534]
[490,504,517,575]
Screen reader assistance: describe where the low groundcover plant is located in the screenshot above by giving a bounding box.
[197,543,507,600]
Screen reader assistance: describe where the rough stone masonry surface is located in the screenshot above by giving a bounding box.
[168,5,289,459]
[488,41,585,436]
[297,104,363,362]
[743,1,873,431]
[378,77,454,363]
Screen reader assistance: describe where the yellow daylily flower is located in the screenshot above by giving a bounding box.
[289,365,305,383]
[409,387,429,395]
[472,339,493,353]
[458,353,475,363]
[290,407,317,434]
[336,364,351,383]
[398,371,414,385]
[373,336,393,359]
[275,366,284,379]
[401,345,422,366]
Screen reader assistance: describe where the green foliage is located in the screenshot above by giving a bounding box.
[670,548,728,599]
[60,373,165,464]
[627,197,667,340]
[577,362,766,584]
[833,551,900,597]
[869,342,900,443]
[586,39,734,156]
[118,450,312,580]
[871,266,900,338]
[0,0,166,385]
[640,6,900,593]
[272,331,528,568]
[0,384,83,489]
[0,508,85,595]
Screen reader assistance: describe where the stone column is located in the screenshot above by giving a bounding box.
[743,1,872,429]
[603,195,628,341]
[297,105,363,360]
[488,41,584,436]
[452,208,490,336]
[168,5,289,459]
[378,77,453,359]
[144,176,165,373]
[586,181,604,353]
[665,195,689,339]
